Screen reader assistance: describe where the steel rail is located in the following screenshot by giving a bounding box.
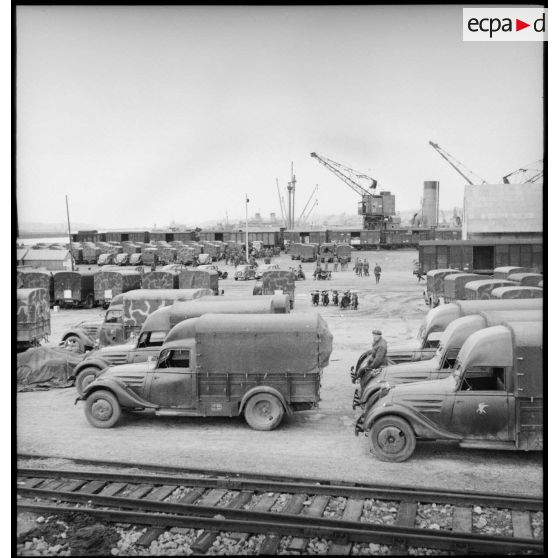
[17,466,542,511]
[16,498,543,554]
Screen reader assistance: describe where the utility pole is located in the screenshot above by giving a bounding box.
[245,194,249,262]
[289,162,296,229]
[65,195,74,271]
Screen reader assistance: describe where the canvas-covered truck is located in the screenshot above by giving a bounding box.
[361,298,543,369]
[424,269,461,306]
[443,273,483,303]
[356,321,542,462]
[94,269,142,307]
[141,248,159,267]
[17,288,51,352]
[300,243,318,263]
[53,271,95,308]
[97,253,115,266]
[335,243,352,262]
[79,313,333,430]
[114,253,129,266]
[319,243,336,262]
[254,270,296,309]
[353,309,542,410]
[493,266,528,280]
[71,294,290,394]
[289,243,302,260]
[507,272,544,287]
[491,286,543,299]
[464,279,517,300]
[141,270,180,289]
[82,245,101,264]
[97,288,213,348]
[17,270,54,306]
[179,269,220,295]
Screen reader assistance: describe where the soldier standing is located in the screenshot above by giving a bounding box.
[363,259,369,276]
[374,262,382,284]
[333,255,339,272]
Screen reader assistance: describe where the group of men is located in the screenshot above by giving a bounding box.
[353,259,382,283]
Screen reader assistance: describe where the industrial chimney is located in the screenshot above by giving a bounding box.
[421,181,439,227]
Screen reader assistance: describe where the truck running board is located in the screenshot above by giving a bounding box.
[155,409,199,417]
[459,440,516,450]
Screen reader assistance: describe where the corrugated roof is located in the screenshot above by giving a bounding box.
[23,249,70,261]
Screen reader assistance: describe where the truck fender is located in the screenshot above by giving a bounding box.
[61,327,96,348]
[82,377,157,410]
[363,403,461,441]
[72,357,112,379]
[239,386,292,415]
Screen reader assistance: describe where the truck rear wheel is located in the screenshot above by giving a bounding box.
[76,367,101,396]
[369,416,416,462]
[85,390,121,428]
[244,393,284,431]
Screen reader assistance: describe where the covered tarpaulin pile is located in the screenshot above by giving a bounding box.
[17,347,84,391]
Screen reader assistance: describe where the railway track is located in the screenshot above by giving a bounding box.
[17,456,544,555]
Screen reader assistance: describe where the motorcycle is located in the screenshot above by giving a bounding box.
[340,291,351,309]
[315,269,332,280]
[332,290,339,306]
[321,290,330,306]
[290,267,306,280]
[351,292,359,310]
[311,290,320,306]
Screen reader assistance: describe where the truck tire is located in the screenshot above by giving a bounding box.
[84,390,121,428]
[76,366,101,395]
[244,393,285,431]
[63,334,84,353]
[369,415,416,462]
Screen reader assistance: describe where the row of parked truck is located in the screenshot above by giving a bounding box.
[424,266,543,307]
[289,242,352,263]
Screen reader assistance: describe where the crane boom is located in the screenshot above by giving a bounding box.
[310,152,377,196]
[502,160,543,184]
[429,141,487,185]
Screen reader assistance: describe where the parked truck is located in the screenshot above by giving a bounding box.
[53,271,95,308]
[443,273,483,303]
[179,269,220,295]
[370,298,543,366]
[255,270,296,309]
[356,321,542,462]
[17,288,51,352]
[71,294,290,393]
[79,313,333,430]
[299,243,318,263]
[335,243,352,262]
[507,272,544,287]
[353,309,542,410]
[464,279,517,300]
[319,243,336,262]
[493,266,528,280]
[424,269,461,306]
[490,286,543,299]
[17,270,54,306]
[94,269,142,307]
[141,270,180,289]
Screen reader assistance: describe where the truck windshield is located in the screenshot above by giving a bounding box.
[137,331,167,348]
[105,310,122,323]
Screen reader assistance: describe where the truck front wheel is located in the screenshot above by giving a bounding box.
[369,416,416,462]
[244,393,284,431]
[76,367,101,396]
[85,390,121,428]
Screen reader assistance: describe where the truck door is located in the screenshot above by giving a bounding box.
[148,348,195,408]
[450,366,512,441]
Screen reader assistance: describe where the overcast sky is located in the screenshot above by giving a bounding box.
[16,5,544,229]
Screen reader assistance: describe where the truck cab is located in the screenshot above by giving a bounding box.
[357,321,542,462]
[80,313,333,430]
[424,269,460,307]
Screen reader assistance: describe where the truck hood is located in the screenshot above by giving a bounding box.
[87,342,137,366]
[380,375,457,407]
[98,360,155,384]
[363,357,441,388]
[387,339,421,353]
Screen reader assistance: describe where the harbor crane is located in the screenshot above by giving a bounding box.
[502,160,544,184]
[429,141,488,185]
[310,152,393,230]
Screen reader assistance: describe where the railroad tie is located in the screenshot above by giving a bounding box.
[511,511,533,539]
[190,490,229,553]
[57,479,89,493]
[289,494,330,552]
[388,501,418,555]
[18,478,48,489]
[78,480,107,494]
[36,479,67,491]
[136,485,186,547]
[128,484,155,500]
[328,499,364,555]
[260,493,308,554]
[99,482,127,497]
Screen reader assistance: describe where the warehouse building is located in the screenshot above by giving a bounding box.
[22,249,73,271]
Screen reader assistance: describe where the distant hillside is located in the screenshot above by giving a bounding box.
[18,221,99,234]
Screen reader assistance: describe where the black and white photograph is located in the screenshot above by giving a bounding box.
[15,3,546,555]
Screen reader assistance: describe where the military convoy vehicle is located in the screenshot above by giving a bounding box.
[114,253,129,266]
[234,264,256,281]
[17,270,54,306]
[94,269,142,307]
[319,243,336,262]
[129,253,143,266]
[335,243,352,262]
[493,266,528,280]
[53,271,95,308]
[491,286,543,299]
[507,272,544,287]
[179,269,220,295]
[17,288,51,351]
[97,288,213,347]
[464,279,517,300]
[356,321,542,462]
[80,313,333,430]
[353,309,542,410]
[255,263,280,280]
[375,298,543,365]
[442,273,483,303]
[71,294,290,394]
[197,264,228,279]
[253,270,296,309]
[299,243,318,262]
[141,270,180,289]
[97,253,115,266]
[424,269,461,306]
